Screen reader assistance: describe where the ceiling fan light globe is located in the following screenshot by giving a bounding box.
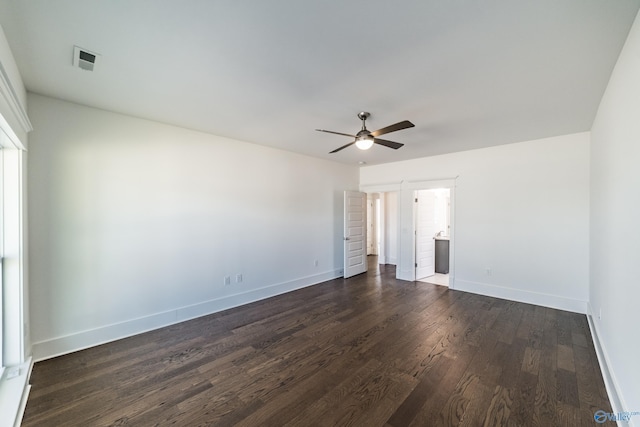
[356,136,374,150]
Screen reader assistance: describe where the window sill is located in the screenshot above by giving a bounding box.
[0,358,32,427]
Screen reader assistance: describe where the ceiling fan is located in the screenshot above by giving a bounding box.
[316,112,414,153]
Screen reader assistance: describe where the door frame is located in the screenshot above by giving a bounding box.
[361,179,456,287]
[366,193,380,256]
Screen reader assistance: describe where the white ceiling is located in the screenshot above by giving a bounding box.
[1,1,638,165]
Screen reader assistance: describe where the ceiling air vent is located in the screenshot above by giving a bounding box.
[73,46,100,71]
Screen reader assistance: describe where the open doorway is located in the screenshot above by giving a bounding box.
[361,178,455,284]
[366,194,379,256]
[366,192,399,267]
[415,188,451,286]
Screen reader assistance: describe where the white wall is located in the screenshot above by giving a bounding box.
[361,133,590,313]
[27,94,358,360]
[590,9,640,418]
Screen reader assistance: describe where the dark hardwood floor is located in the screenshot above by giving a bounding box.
[23,258,611,426]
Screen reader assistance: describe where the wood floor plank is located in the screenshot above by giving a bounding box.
[556,368,580,408]
[439,371,481,426]
[457,378,494,427]
[234,350,371,427]
[386,353,454,426]
[407,344,477,427]
[526,305,547,350]
[316,364,402,427]
[515,303,536,340]
[22,257,613,426]
[532,337,560,427]
[354,370,418,427]
[556,311,574,346]
[497,338,527,389]
[482,385,513,426]
[557,343,576,372]
[573,344,612,415]
[282,358,383,426]
[507,371,538,426]
[492,300,525,345]
[521,346,541,376]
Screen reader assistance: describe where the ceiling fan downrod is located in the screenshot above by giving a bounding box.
[357,111,370,130]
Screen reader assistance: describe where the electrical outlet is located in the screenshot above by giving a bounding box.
[314,260,319,267]
[236,274,243,283]
[485,267,492,276]
[224,276,231,286]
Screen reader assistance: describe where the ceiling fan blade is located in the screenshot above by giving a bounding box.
[329,141,356,153]
[316,129,357,138]
[370,120,414,137]
[373,138,404,150]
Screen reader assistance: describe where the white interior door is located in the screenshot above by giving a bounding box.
[416,190,436,279]
[344,191,367,278]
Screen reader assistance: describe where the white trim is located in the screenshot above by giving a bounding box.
[586,302,631,427]
[398,178,457,284]
[359,177,459,194]
[0,62,32,135]
[405,177,459,190]
[2,149,26,365]
[0,357,32,427]
[455,279,588,314]
[0,113,25,151]
[360,183,402,193]
[32,269,343,361]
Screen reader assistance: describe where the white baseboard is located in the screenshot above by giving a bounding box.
[32,269,342,362]
[454,279,587,314]
[586,302,634,427]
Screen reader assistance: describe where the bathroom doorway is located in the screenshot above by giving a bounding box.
[415,188,451,286]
